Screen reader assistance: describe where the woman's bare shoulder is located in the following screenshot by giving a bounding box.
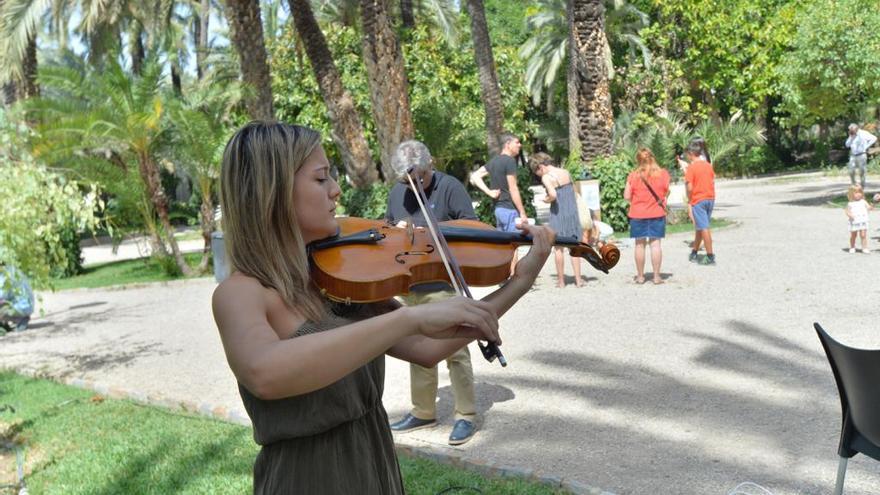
[213,272,267,302]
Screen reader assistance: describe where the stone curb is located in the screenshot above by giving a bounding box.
[7,367,615,495]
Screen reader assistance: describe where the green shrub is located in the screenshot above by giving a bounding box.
[723,144,784,177]
[49,225,84,278]
[590,154,632,233]
[474,195,494,225]
[152,253,183,277]
[339,181,391,220]
[869,155,880,174]
[518,165,537,219]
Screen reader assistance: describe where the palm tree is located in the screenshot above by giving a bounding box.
[571,0,613,162]
[464,0,504,156]
[166,76,241,272]
[289,0,378,187]
[223,0,274,120]
[360,0,414,181]
[263,0,284,44]
[27,57,193,275]
[612,110,765,176]
[0,0,40,104]
[521,0,650,108]
[194,0,211,78]
[314,0,459,46]
[521,0,649,154]
[1,0,204,100]
[314,0,360,28]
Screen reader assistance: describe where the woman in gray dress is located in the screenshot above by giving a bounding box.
[212,121,555,494]
[529,153,583,288]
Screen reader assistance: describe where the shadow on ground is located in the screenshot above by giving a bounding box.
[776,183,853,207]
[466,319,873,495]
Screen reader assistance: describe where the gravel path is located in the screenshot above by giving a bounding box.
[2,173,879,495]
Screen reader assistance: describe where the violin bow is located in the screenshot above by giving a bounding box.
[404,168,508,367]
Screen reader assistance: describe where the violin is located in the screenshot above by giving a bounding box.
[308,216,620,304]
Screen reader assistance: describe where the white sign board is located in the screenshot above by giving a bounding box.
[577,180,601,211]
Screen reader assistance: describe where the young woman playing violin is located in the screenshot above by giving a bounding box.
[212,121,555,494]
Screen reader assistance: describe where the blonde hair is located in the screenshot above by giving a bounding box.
[847,185,864,201]
[528,152,554,174]
[635,148,663,177]
[219,121,326,322]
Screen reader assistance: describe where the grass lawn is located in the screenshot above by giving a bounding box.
[613,217,733,239]
[51,253,211,291]
[0,372,567,495]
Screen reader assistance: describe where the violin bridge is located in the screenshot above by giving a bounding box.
[405,218,415,245]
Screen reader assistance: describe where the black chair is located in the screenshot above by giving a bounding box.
[814,323,880,495]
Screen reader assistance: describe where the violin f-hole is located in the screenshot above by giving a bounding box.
[394,244,435,264]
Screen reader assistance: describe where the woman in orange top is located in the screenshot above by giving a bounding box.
[623,148,670,285]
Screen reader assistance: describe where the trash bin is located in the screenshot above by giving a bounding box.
[211,231,230,283]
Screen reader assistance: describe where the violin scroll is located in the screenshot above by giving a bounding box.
[568,241,620,273]
[598,242,620,269]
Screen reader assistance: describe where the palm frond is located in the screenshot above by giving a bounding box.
[418,0,459,47]
[0,0,52,84]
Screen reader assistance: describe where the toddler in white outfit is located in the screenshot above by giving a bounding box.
[846,185,872,253]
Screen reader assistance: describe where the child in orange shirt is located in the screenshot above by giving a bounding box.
[684,141,716,265]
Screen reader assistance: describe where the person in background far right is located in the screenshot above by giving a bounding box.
[845,123,876,190]
[684,140,716,265]
[845,185,872,254]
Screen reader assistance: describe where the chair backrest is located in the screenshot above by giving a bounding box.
[814,323,880,450]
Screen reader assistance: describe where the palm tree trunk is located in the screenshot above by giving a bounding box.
[195,0,210,80]
[465,0,504,156]
[130,26,146,75]
[571,0,613,165]
[139,198,169,258]
[20,32,39,99]
[2,82,15,107]
[290,0,378,187]
[567,0,579,157]
[171,61,183,96]
[224,0,275,120]
[360,0,415,182]
[401,0,415,29]
[139,152,193,276]
[197,177,215,273]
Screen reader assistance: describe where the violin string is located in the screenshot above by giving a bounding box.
[404,171,463,296]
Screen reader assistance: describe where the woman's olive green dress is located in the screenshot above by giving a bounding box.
[238,303,405,494]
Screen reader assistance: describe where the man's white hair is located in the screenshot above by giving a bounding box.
[390,140,432,181]
[849,123,860,132]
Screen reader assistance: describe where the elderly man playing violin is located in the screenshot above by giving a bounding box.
[212,122,555,493]
[384,140,483,445]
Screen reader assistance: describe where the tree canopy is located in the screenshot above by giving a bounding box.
[776,0,880,126]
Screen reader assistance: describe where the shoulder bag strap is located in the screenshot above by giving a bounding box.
[639,174,667,211]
